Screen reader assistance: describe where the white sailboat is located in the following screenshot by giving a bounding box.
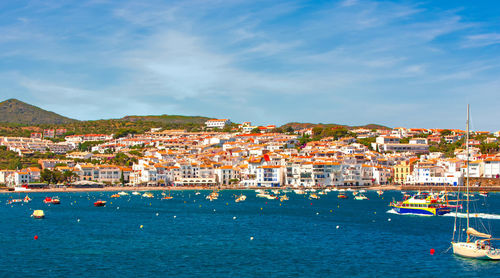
[451,105,500,260]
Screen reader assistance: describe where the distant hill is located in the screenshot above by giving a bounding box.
[0,99,77,125]
[281,122,390,130]
[119,115,211,125]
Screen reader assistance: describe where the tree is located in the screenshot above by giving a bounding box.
[251,127,261,133]
[120,171,125,186]
[440,129,452,136]
[63,171,78,183]
[41,169,54,185]
[284,126,294,134]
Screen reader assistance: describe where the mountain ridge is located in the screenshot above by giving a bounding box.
[0,99,77,125]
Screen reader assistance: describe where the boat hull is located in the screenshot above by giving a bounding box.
[392,206,451,216]
[452,242,500,260]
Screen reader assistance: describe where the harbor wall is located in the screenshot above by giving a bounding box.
[402,177,500,192]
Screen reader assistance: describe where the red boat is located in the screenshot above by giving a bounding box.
[94,200,107,207]
[337,193,348,199]
[43,197,61,204]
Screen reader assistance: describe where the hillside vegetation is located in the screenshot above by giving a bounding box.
[0,99,77,125]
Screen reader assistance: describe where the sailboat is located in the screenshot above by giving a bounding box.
[451,105,500,260]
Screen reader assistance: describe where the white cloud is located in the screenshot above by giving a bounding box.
[463,33,500,48]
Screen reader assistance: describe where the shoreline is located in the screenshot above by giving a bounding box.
[0,184,402,194]
[2,184,500,194]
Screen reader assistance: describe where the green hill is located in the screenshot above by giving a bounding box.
[0,99,77,125]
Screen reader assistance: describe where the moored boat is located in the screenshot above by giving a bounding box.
[451,105,500,260]
[235,194,247,203]
[309,193,319,200]
[94,200,107,207]
[111,194,120,198]
[142,192,154,198]
[338,193,348,199]
[7,199,23,204]
[206,191,219,201]
[354,193,369,200]
[32,210,45,219]
[44,197,60,204]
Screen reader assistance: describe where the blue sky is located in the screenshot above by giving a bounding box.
[0,0,499,130]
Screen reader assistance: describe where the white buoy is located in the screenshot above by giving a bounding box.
[336,225,340,229]
[250,237,254,240]
[233,216,236,220]
[77,219,80,222]
[388,218,391,222]
[117,207,120,210]
[316,212,319,215]
[174,215,176,218]
[156,213,159,216]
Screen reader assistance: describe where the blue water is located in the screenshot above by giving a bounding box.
[1,190,499,277]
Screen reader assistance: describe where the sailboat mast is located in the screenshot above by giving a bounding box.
[466,104,470,232]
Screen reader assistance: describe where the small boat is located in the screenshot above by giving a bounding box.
[111,194,120,198]
[44,197,60,204]
[318,191,326,195]
[377,190,384,196]
[195,192,201,195]
[272,189,280,195]
[235,195,247,203]
[354,194,369,200]
[206,191,219,201]
[132,191,141,195]
[142,192,154,198]
[94,200,107,207]
[162,196,173,200]
[309,193,320,200]
[280,194,289,202]
[293,189,305,195]
[338,193,348,199]
[118,191,129,196]
[31,210,45,219]
[479,191,488,197]
[23,196,32,203]
[352,191,359,196]
[7,199,23,204]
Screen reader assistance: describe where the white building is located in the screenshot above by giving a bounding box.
[205,119,231,129]
[483,158,500,178]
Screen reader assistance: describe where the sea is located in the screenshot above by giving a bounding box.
[1,190,499,277]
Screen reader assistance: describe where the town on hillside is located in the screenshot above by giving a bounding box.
[0,118,499,190]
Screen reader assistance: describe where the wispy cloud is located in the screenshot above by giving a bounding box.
[463,33,500,48]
